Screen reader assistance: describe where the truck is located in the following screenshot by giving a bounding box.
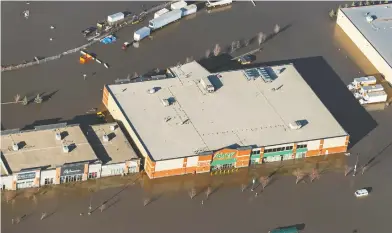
[181,4,197,17]
[154,8,170,18]
[149,9,182,30]
[107,12,125,25]
[206,0,233,8]
[359,84,384,95]
[171,1,188,10]
[359,90,387,105]
[134,27,151,41]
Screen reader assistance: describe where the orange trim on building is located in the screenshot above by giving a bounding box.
[102,86,109,107]
[55,167,61,184]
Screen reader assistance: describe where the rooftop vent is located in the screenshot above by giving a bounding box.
[148,88,157,94]
[289,121,304,130]
[63,145,69,153]
[366,15,376,23]
[109,125,116,131]
[55,132,62,141]
[12,143,19,151]
[161,99,170,107]
[103,134,109,142]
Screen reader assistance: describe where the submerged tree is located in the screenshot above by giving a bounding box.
[344,165,352,176]
[189,188,197,199]
[34,94,43,104]
[329,9,336,18]
[259,176,271,190]
[213,44,221,56]
[293,169,305,184]
[274,24,281,34]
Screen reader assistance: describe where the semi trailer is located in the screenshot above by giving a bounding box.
[149,9,182,30]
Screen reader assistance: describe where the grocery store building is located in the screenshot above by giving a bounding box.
[337,4,392,84]
[103,61,349,179]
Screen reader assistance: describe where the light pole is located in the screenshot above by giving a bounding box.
[353,154,359,177]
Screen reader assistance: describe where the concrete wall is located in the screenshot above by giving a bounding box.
[103,86,150,160]
[323,136,347,149]
[303,139,320,150]
[186,156,198,167]
[1,175,13,190]
[88,163,102,178]
[337,9,392,84]
[40,169,56,186]
[155,158,184,172]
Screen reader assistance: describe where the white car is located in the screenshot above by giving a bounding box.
[355,189,369,197]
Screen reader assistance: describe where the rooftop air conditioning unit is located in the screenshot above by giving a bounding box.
[289,121,304,130]
[12,143,19,151]
[148,88,157,94]
[103,134,109,142]
[109,125,116,131]
[55,132,62,141]
[63,145,69,153]
[161,99,170,107]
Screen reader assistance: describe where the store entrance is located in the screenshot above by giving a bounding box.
[16,180,34,190]
[60,174,83,184]
[212,163,234,171]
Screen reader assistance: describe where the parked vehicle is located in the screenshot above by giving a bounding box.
[122,42,131,50]
[107,12,125,25]
[268,227,299,233]
[355,188,369,197]
[359,91,387,105]
[181,4,197,17]
[238,55,253,65]
[149,9,182,30]
[171,1,188,10]
[132,14,146,24]
[206,0,233,8]
[81,27,96,37]
[134,27,151,41]
[154,8,170,19]
[359,84,384,95]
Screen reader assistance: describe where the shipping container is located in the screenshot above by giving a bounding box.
[107,12,125,25]
[181,4,197,17]
[154,8,170,19]
[149,9,182,30]
[171,1,188,10]
[359,84,384,94]
[206,0,233,8]
[134,27,151,41]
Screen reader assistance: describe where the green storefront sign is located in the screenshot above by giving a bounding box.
[214,152,235,159]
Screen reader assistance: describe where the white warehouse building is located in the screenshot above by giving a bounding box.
[337,4,392,84]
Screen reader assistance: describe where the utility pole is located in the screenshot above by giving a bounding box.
[353,154,359,177]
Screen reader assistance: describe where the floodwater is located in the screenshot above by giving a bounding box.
[3,152,392,233]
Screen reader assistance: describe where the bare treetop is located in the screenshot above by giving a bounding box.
[274,24,281,34]
[213,44,221,56]
[258,32,266,46]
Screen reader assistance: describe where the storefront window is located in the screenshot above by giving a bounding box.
[88,172,97,179]
[44,178,54,185]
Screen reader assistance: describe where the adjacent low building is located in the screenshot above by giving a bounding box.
[0,123,140,190]
[337,4,392,84]
[103,61,349,179]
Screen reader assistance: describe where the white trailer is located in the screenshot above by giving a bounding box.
[149,9,182,30]
[107,12,125,25]
[134,27,151,41]
[154,8,170,19]
[359,84,384,95]
[359,90,387,105]
[206,0,233,8]
[352,76,377,88]
[181,4,197,17]
[171,1,188,10]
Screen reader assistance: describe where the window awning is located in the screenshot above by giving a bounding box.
[211,158,236,166]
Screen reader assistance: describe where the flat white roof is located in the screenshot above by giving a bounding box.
[0,125,98,173]
[87,123,139,165]
[341,4,392,68]
[107,62,347,161]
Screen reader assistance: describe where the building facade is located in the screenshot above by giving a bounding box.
[337,5,392,84]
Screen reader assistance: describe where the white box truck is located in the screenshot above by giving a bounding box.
[206,0,233,8]
[181,4,197,17]
[134,27,151,41]
[171,1,187,10]
[107,12,125,25]
[359,91,387,105]
[149,9,182,30]
[154,8,170,19]
[359,84,384,95]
